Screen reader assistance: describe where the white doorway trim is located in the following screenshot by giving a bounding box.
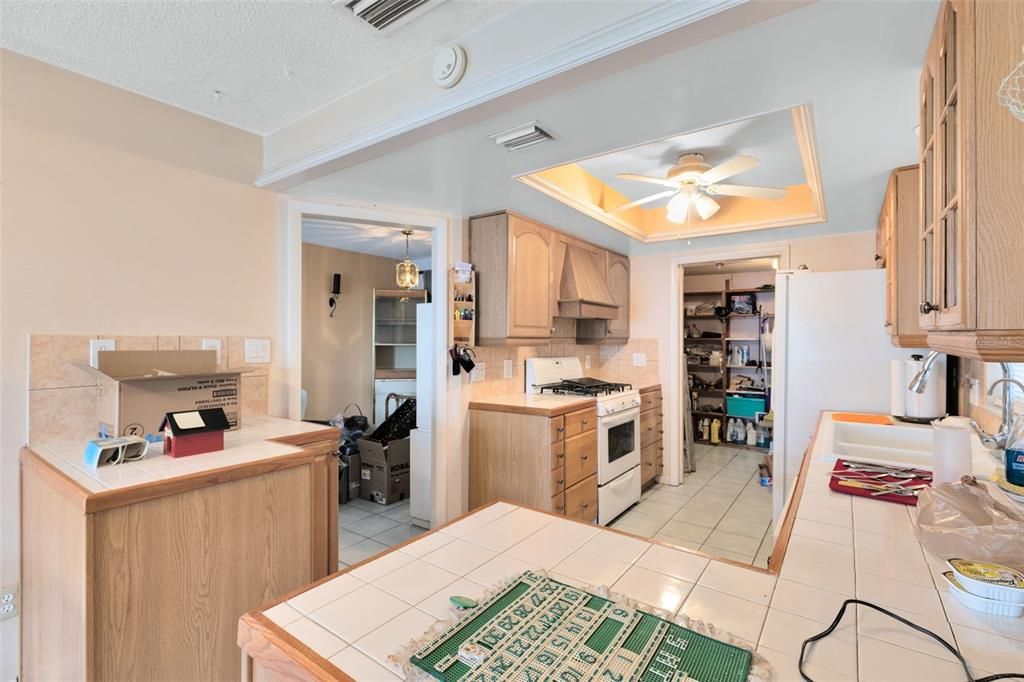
[277,194,452,529]
[666,243,791,488]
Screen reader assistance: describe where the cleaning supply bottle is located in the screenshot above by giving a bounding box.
[710,418,721,444]
[1006,415,1024,487]
[726,418,735,443]
[746,421,757,446]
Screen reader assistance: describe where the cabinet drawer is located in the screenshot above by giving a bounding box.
[551,466,566,496]
[641,443,659,486]
[641,390,662,412]
[563,408,596,438]
[564,430,597,488]
[640,410,662,448]
[551,492,565,515]
[550,416,565,443]
[551,440,566,470]
[564,475,597,524]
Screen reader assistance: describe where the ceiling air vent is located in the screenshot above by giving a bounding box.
[344,0,446,31]
[489,122,554,151]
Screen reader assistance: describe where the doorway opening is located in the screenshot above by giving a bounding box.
[609,252,782,569]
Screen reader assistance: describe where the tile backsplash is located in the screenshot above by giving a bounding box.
[27,334,271,444]
[467,338,661,400]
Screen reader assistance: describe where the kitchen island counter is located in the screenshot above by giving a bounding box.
[21,416,341,681]
[239,412,1022,681]
[468,392,596,417]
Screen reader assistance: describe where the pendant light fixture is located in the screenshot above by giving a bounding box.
[395,229,419,289]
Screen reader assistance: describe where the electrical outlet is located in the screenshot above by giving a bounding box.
[503,359,513,379]
[244,338,271,364]
[585,354,592,370]
[0,584,18,621]
[201,338,222,365]
[89,339,115,368]
[969,378,983,405]
[632,352,647,368]
[471,362,486,383]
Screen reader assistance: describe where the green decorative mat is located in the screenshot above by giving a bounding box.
[402,571,758,682]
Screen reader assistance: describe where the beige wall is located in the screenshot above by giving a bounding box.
[301,243,396,421]
[0,50,277,674]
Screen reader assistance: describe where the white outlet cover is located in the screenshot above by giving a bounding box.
[89,339,115,368]
[503,359,513,379]
[201,338,222,365]
[632,352,647,368]
[471,362,486,383]
[244,338,271,364]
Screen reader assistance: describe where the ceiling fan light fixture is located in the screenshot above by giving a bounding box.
[694,193,720,220]
[666,193,690,224]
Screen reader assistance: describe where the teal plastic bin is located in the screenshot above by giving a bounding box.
[727,395,765,419]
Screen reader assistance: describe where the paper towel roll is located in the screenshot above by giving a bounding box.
[891,360,907,417]
[933,417,973,485]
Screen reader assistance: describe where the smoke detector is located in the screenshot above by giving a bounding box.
[433,45,467,89]
[488,122,554,151]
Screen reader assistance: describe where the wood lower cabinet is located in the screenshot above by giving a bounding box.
[469,404,598,521]
[917,0,1024,358]
[878,165,927,348]
[19,429,339,682]
[640,386,664,488]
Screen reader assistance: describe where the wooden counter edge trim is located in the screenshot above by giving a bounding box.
[271,429,340,448]
[238,611,352,682]
[19,448,89,513]
[467,399,597,417]
[638,385,662,394]
[765,410,823,575]
[84,443,336,514]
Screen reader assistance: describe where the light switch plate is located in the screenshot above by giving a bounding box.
[201,338,222,365]
[585,354,592,370]
[244,338,271,364]
[90,339,115,368]
[632,352,647,368]
[503,359,513,379]
[471,362,486,383]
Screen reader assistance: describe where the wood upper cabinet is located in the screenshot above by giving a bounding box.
[508,215,554,338]
[878,165,927,348]
[470,211,553,343]
[918,0,1024,358]
[605,252,630,340]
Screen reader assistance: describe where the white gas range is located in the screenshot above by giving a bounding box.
[525,357,642,525]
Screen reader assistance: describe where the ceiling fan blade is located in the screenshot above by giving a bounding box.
[616,173,680,189]
[706,183,787,200]
[700,154,759,184]
[613,189,678,212]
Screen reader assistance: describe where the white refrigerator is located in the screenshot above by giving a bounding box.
[772,269,915,523]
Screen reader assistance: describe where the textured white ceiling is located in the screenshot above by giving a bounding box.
[576,108,804,208]
[0,0,520,134]
[685,257,775,275]
[302,218,432,262]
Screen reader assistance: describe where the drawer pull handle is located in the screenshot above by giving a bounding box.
[582,419,589,425]
[556,454,564,461]
[557,479,564,485]
[557,426,565,433]
[582,502,590,509]
[581,455,589,460]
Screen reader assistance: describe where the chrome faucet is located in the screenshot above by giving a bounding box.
[908,351,942,394]
[969,367,1024,451]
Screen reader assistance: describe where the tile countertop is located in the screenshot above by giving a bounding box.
[467,393,596,417]
[27,416,337,495]
[240,412,1024,682]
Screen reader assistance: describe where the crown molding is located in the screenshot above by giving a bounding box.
[255,0,748,189]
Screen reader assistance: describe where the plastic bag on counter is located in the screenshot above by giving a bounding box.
[915,475,1024,569]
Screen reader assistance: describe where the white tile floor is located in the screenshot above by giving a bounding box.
[338,497,426,568]
[609,443,774,567]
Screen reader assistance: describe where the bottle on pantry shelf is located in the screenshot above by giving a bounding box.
[746,422,757,446]
[710,418,721,444]
[734,420,746,444]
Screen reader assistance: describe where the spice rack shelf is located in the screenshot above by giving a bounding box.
[450,269,476,348]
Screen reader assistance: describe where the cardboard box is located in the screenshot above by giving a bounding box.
[358,437,410,506]
[75,350,242,439]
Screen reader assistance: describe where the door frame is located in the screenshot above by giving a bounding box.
[666,243,791,488]
[276,194,452,529]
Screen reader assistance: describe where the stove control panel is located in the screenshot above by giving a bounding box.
[597,393,642,417]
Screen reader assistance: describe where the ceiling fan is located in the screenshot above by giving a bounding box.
[614,152,787,223]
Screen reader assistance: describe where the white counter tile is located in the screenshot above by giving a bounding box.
[284,618,347,659]
[420,539,497,575]
[939,592,1024,642]
[792,518,854,547]
[950,624,1024,674]
[678,585,768,644]
[613,565,694,614]
[780,550,856,595]
[264,602,303,628]
[399,530,456,558]
[309,584,408,643]
[856,572,945,620]
[372,559,459,605]
[535,517,602,548]
[350,547,414,583]
[854,547,934,587]
[287,574,364,615]
[494,507,557,533]
[553,548,631,586]
[635,544,709,583]
[758,608,857,677]
[416,578,487,620]
[465,555,541,587]
[757,645,857,682]
[460,521,530,552]
[580,529,651,563]
[770,578,852,625]
[328,647,400,681]
[857,604,957,662]
[698,560,776,606]
[353,607,437,671]
[858,637,966,682]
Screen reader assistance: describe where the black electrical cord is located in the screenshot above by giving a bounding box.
[799,598,1024,682]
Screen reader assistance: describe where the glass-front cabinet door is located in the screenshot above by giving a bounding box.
[918,38,939,330]
[924,0,972,330]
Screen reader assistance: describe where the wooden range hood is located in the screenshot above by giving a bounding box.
[557,244,617,320]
